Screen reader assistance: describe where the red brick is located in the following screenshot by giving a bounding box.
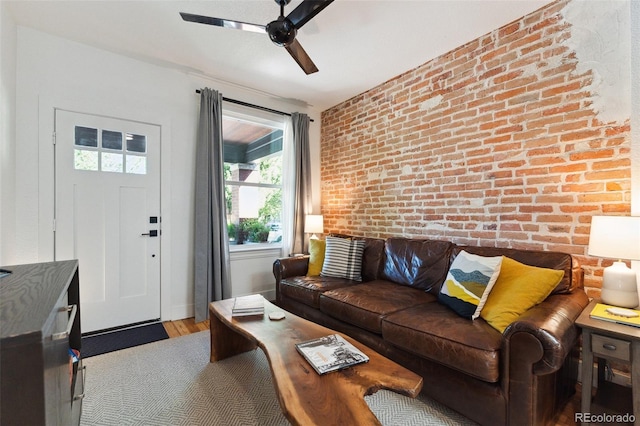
[592,159,630,170]
[560,129,603,142]
[495,87,527,101]
[541,81,582,98]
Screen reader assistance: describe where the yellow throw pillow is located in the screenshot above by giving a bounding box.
[480,256,564,333]
[307,239,326,276]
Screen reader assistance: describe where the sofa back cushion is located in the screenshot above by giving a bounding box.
[361,238,385,281]
[381,238,453,291]
[452,246,581,294]
[328,234,385,281]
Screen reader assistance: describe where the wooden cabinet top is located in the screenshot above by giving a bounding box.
[0,260,79,341]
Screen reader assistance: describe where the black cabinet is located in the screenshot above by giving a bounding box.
[0,260,83,425]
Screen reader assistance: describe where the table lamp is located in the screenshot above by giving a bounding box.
[304,215,324,239]
[587,215,640,308]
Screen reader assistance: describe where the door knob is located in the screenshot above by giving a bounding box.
[141,230,158,237]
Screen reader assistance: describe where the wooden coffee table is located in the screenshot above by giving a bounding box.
[209,297,423,426]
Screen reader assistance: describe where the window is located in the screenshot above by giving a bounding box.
[223,109,285,249]
[74,126,147,175]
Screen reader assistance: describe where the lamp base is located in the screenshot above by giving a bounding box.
[601,261,639,308]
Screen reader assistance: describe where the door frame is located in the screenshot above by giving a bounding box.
[37,95,173,324]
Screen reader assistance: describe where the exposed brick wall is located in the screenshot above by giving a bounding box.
[320,0,631,298]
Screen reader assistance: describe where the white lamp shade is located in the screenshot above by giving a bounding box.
[588,215,640,308]
[304,215,324,234]
[588,216,640,261]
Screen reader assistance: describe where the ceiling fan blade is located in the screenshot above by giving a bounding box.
[286,0,334,29]
[285,39,319,74]
[180,12,265,34]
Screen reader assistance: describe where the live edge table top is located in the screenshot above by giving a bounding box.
[209,297,423,426]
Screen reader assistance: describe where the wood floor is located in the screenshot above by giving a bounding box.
[163,318,581,426]
[163,317,209,338]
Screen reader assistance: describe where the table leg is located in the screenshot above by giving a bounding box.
[632,340,640,426]
[581,330,594,421]
[209,305,257,362]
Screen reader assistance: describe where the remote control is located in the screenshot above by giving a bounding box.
[606,307,639,318]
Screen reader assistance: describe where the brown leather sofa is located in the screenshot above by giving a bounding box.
[273,237,589,425]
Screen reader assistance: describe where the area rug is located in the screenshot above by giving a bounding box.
[81,322,169,358]
[80,330,476,425]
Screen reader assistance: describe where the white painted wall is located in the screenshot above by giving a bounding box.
[9,25,321,320]
[632,0,640,215]
[630,0,640,283]
[0,3,17,265]
[563,0,631,125]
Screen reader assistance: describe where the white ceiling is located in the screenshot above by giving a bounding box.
[4,0,552,111]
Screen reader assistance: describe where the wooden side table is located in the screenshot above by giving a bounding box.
[576,300,640,425]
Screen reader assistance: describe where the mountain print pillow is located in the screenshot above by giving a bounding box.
[438,251,503,319]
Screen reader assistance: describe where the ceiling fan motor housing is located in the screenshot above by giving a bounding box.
[266,17,297,47]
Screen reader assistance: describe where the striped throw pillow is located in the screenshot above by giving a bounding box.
[320,236,365,281]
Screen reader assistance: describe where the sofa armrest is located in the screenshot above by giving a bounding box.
[503,289,589,375]
[273,256,309,281]
[503,290,588,425]
[273,256,309,304]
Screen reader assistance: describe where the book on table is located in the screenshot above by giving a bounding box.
[295,334,369,375]
[232,294,265,317]
[590,303,640,328]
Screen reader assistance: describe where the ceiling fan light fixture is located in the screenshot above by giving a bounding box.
[180,0,334,74]
[266,18,297,47]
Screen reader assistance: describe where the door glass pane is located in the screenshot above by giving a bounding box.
[102,130,123,150]
[75,126,98,147]
[101,152,123,173]
[126,133,146,153]
[74,149,98,171]
[126,155,146,174]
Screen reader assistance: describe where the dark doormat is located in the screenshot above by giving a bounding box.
[81,322,169,358]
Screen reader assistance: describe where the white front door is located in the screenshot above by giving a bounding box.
[55,110,161,333]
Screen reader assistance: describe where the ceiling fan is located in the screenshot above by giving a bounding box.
[180,0,334,75]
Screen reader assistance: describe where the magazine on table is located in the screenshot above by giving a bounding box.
[232,294,264,317]
[295,334,369,375]
[590,303,640,328]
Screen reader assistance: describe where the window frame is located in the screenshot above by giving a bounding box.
[222,106,287,253]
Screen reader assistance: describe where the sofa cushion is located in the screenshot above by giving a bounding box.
[361,237,385,281]
[438,251,502,319]
[321,236,366,281]
[480,256,565,333]
[382,302,502,383]
[307,239,326,276]
[320,281,435,334]
[452,245,576,294]
[280,276,360,308]
[381,238,453,292]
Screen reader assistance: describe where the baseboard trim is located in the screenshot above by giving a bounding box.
[82,318,161,337]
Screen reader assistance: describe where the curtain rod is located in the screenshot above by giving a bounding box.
[195,90,314,122]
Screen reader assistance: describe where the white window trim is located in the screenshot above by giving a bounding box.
[223,103,290,256]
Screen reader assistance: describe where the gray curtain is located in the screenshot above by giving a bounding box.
[291,112,312,254]
[194,88,231,322]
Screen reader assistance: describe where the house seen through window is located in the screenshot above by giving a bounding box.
[223,110,284,249]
